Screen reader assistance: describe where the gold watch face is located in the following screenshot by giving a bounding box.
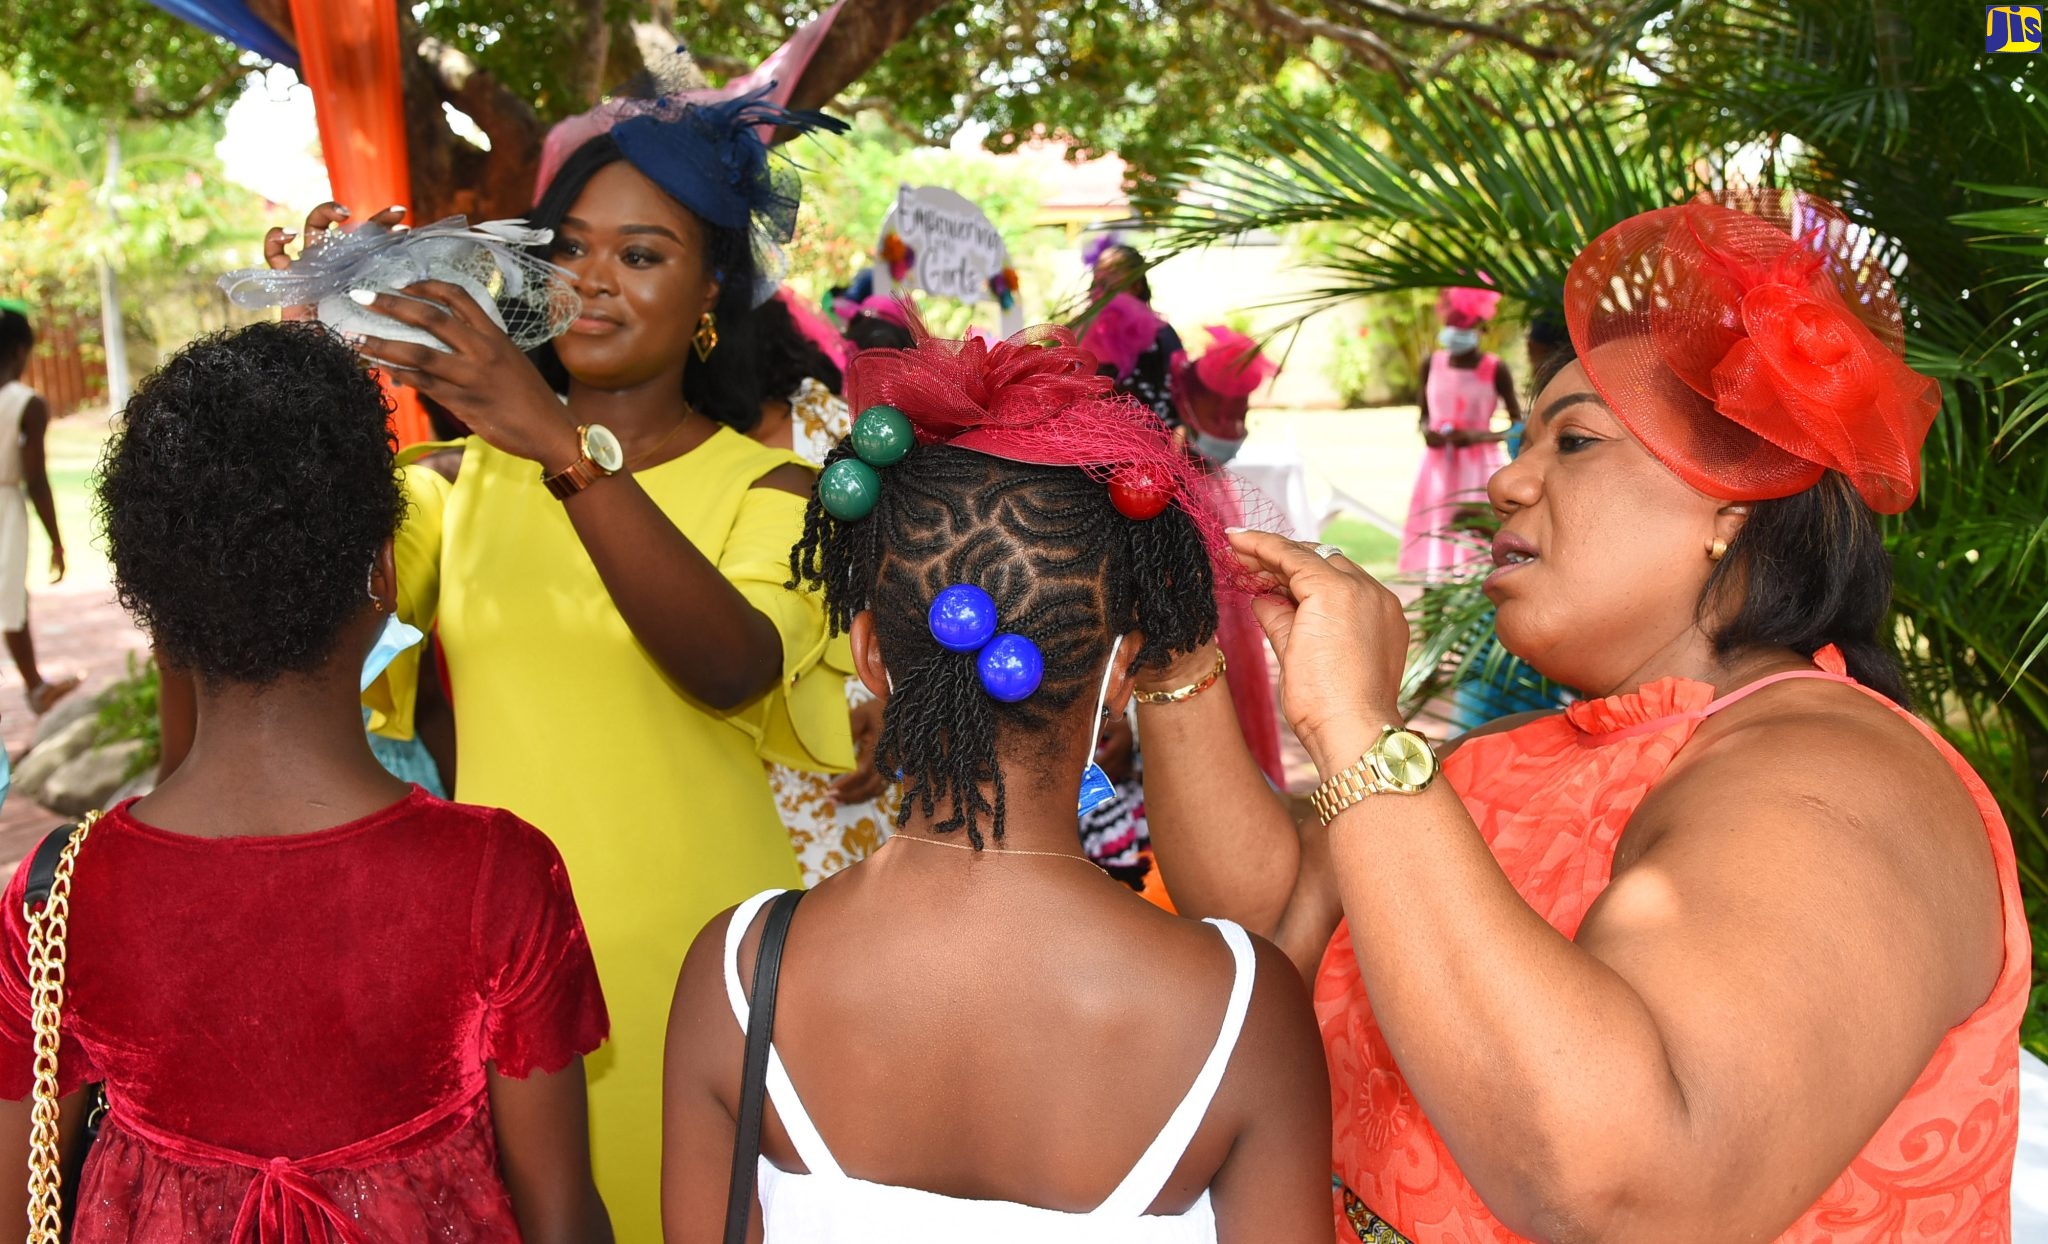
[583,424,624,473]
[1370,729,1437,792]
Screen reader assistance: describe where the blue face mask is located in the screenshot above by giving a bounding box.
[361,612,426,693]
[1079,634,1127,818]
[1438,326,1482,354]
[1191,431,1245,465]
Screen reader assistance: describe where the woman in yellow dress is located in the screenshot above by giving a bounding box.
[335,95,852,1237]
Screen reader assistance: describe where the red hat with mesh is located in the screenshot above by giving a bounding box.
[844,320,1270,593]
[1563,191,1939,514]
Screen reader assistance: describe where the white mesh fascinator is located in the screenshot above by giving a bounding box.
[220,217,582,351]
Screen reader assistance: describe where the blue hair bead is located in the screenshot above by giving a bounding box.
[818,458,881,521]
[977,633,1044,703]
[928,584,998,653]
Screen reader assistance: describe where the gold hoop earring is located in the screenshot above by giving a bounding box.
[693,311,719,362]
[1707,539,1729,562]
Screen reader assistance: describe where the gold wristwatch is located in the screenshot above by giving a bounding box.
[1309,726,1439,825]
[542,424,624,499]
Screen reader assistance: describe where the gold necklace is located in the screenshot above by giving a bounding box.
[628,405,699,469]
[888,832,1104,870]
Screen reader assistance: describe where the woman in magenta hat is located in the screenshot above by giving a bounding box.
[1398,286,1521,574]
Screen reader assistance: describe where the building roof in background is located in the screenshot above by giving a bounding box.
[989,142,1130,225]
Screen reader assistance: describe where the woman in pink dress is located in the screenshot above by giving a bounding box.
[1399,288,1521,574]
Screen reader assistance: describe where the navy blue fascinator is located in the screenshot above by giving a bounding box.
[611,88,848,303]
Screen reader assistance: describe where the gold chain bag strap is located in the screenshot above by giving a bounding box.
[24,812,96,1244]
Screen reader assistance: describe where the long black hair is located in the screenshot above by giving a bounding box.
[524,134,769,430]
[752,296,843,401]
[791,443,1218,847]
[1544,338,1907,703]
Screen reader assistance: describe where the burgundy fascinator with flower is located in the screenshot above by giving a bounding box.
[841,321,1265,592]
[1170,326,1279,442]
[1565,191,1940,514]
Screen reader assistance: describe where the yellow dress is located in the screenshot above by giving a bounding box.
[369,430,850,1238]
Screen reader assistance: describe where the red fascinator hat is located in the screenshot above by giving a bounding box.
[844,321,1268,592]
[1564,191,1939,514]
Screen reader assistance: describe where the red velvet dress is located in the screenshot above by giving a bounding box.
[0,789,609,1243]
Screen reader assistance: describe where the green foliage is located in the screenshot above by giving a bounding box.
[1148,1,2048,1050]
[0,73,268,367]
[0,0,247,121]
[93,652,161,780]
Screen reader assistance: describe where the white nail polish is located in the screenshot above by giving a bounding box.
[279,230,297,241]
[348,289,376,305]
[388,206,407,215]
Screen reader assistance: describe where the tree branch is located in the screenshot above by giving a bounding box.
[130,65,247,121]
[839,97,945,146]
[1247,0,1414,83]
[568,0,612,106]
[1322,0,1576,61]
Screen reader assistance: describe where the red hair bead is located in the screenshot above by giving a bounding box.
[1109,465,1174,520]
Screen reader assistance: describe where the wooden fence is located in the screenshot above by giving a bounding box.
[21,313,104,418]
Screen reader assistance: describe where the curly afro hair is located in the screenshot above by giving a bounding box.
[98,321,406,685]
[791,443,1217,848]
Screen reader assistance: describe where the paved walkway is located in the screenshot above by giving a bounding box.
[0,581,148,868]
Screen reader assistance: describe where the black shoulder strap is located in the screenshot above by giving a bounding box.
[24,825,77,909]
[723,888,804,1244]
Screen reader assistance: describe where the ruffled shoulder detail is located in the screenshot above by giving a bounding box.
[1564,675,1717,739]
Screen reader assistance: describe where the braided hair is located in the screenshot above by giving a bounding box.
[792,442,1218,848]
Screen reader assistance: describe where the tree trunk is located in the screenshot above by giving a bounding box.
[244,0,948,222]
[95,124,130,413]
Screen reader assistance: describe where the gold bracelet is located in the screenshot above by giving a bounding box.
[1134,649,1227,705]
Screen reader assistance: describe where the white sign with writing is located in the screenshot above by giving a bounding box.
[881,185,1008,304]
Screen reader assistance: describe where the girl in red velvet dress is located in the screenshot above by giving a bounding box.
[0,322,612,1242]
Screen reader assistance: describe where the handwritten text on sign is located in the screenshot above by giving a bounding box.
[889,185,1007,302]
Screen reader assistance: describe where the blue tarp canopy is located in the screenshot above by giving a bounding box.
[146,0,299,69]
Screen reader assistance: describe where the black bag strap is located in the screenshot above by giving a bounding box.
[723,888,804,1244]
[23,825,77,909]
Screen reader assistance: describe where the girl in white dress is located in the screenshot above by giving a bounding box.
[664,324,1330,1243]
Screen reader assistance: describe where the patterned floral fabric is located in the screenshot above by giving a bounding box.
[1317,647,2027,1242]
[770,378,900,886]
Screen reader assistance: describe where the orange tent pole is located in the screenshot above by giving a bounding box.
[290,0,432,446]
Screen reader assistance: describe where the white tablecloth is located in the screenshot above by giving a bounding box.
[1226,435,1320,539]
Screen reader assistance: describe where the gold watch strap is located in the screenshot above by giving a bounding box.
[1310,754,1388,825]
[1310,727,1436,825]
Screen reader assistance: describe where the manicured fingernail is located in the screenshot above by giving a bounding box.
[333,206,351,218]
[348,289,376,305]
[392,224,409,233]
[278,230,297,241]
[1225,526,1248,533]
[388,206,407,215]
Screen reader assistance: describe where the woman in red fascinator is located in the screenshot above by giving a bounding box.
[1140,191,2026,1243]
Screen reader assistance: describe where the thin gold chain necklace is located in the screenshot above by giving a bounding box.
[628,404,700,469]
[887,832,1104,870]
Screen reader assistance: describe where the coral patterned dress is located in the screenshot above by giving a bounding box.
[1322,649,2027,1242]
